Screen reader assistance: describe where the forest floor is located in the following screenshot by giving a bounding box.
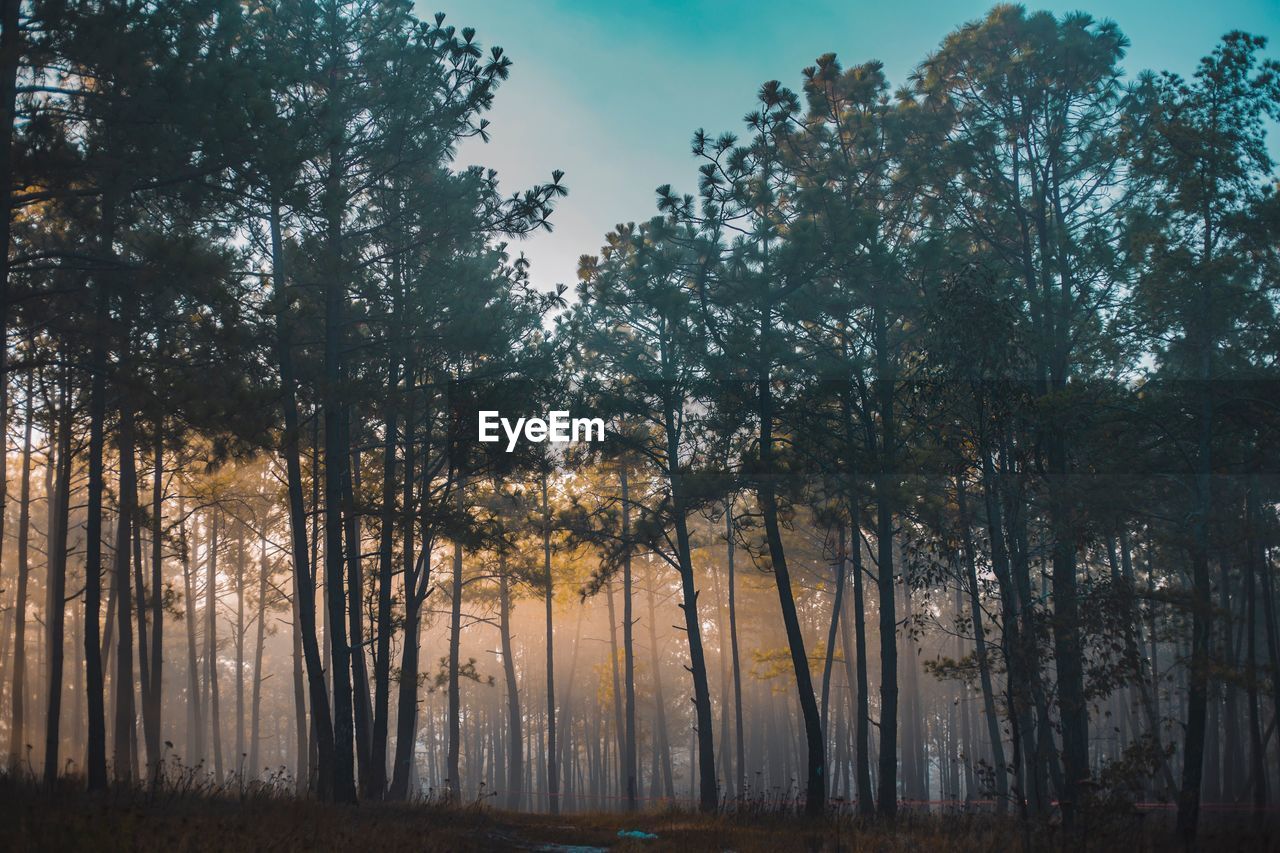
[1,777,1275,852]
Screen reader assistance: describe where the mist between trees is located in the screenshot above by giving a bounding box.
[0,1,1277,849]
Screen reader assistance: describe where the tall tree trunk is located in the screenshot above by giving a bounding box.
[957,476,1008,813]
[206,512,224,782]
[1255,487,1280,799]
[144,434,164,783]
[1045,169,1092,831]
[382,357,415,793]
[848,505,874,817]
[70,587,84,769]
[712,561,732,797]
[235,524,247,781]
[1220,568,1241,802]
[872,309,898,819]
[606,577,625,799]
[542,472,559,814]
[900,570,923,801]
[132,509,150,776]
[0,0,20,606]
[112,404,138,784]
[386,424,425,802]
[180,503,204,770]
[755,327,823,816]
[447,535,463,801]
[342,425,373,792]
[249,534,269,780]
[499,558,523,810]
[369,360,399,800]
[821,526,848,753]
[645,570,675,799]
[557,607,585,811]
[1244,480,1266,822]
[40,378,71,784]
[983,435,1046,818]
[664,448,717,811]
[269,197,335,797]
[1177,251,1216,840]
[1047,430,1087,824]
[321,19,358,797]
[724,500,744,801]
[103,540,116,727]
[83,221,113,793]
[324,387,355,803]
[8,365,32,768]
[620,465,638,811]
[388,546,429,799]
[290,556,309,794]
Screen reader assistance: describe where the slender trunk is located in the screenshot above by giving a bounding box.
[41,379,71,784]
[133,507,150,774]
[180,505,204,769]
[1177,244,1216,841]
[606,577,625,799]
[290,558,309,794]
[0,0,20,615]
[957,476,1008,812]
[71,592,84,768]
[103,546,116,723]
[235,526,247,781]
[269,197,335,797]
[821,527,847,751]
[83,246,111,793]
[145,434,164,782]
[982,437,1043,818]
[663,406,718,813]
[447,535,463,801]
[387,427,425,801]
[342,424,373,793]
[1221,569,1243,802]
[1244,480,1266,821]
[112,404,138,784]
[542,473,559,814]
[849,506,874,816]
[900,567,923,801]
[322,22,357,798]
[316,422,327,697]
[249,535,269,780]
[1047,172,1089,829]
[369,363,399,800]
[725,501,745,801]
[499,559,523,810]
[873,309,898,819]
[386,363,417,791]
[756,336,823,816]
[1256,492,1280,796]
[1118,530,1176,793]
[645,571,675,799]
[621,466,638,811]
[711,551,731,797]
[1177,476,1212,839]
[206,512,224,781]
[324,390,355,803]
[8,368,33,768]
[388,547,429,799]
[558,607,585,811]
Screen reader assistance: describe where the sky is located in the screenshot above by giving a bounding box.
[430,0,1280,294]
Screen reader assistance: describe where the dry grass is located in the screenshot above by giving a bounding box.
[0,775,1274,852]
